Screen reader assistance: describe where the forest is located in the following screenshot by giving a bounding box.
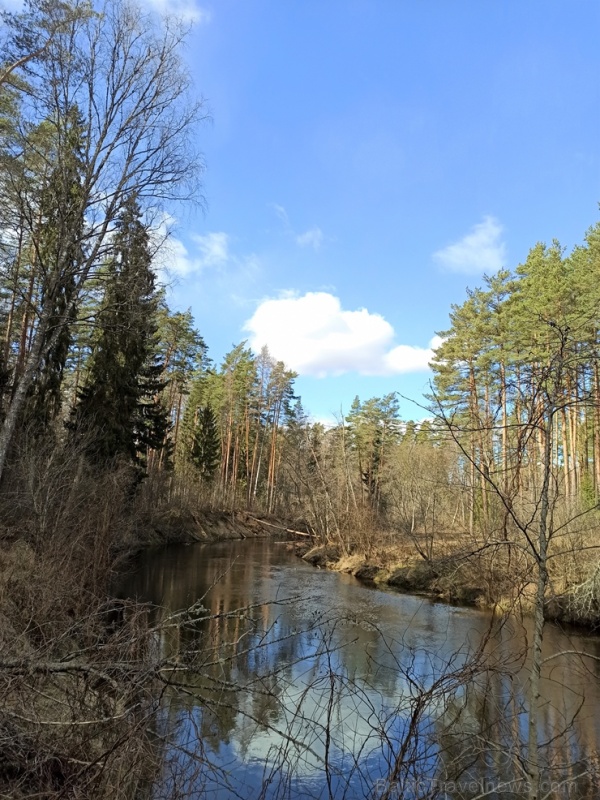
[1,0,600,797]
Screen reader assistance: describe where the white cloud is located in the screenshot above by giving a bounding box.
[244,291,439,377]
[273,204,324,251]
[160,236,195,278]
[152,226,229,280]
[433,216,506,275]
[143,0,211,23]
[192,232,229,267]
[296,227,324,251]
[384,338,441,374]
[272,204,290,227]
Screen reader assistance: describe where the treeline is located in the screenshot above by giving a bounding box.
[431,233,600,526]
[175,229,600,553]
[295,229,600,561]
[0,0,441,532]
[1,0,600,578]
[0,0,304,519]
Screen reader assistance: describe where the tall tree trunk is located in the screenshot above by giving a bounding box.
[527,406,552,800]
[3,221,25,365]
[0,300,53,479]
[15,262,37,382]
[501,362,508,496]
[594,363,600,500]
[561,408,570,501]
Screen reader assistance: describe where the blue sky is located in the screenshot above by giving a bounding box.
[153,0,600,424]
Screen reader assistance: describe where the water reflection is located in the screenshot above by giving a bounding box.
[120,540,600,799]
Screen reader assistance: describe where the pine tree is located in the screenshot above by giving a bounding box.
[346,393,401,512]
[218,342,257,496]
[156,303,207,461]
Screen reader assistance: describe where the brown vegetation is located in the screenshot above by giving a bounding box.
[0,431,291,798]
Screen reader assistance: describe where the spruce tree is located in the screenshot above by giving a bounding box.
[190,405,220,481]
[70,194,168,469]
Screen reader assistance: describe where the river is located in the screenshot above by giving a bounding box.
[120,538,600,799]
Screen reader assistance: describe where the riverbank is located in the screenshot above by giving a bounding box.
[0,464,304,800]
[139,507,299,546]
[122,497,600,631]
[296,542,489,603]
[295,541,600,630]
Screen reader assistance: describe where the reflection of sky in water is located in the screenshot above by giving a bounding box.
[122,540,600,799]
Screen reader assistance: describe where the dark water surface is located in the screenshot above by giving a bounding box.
[119,539,600,799]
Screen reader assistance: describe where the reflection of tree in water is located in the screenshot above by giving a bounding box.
[156,614,504,797]
[433,616,600,800]
[121,540,600,799]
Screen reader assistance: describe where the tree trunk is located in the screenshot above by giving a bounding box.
[594,363,600,500]
[527,406,552,800]
[0,301,53,480]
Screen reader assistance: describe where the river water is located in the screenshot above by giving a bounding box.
[120,538,600,799]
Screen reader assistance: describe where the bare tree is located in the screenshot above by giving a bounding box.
[0,0,206,479]
[432,321,600,800]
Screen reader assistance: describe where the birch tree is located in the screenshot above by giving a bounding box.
[0,0,205,480]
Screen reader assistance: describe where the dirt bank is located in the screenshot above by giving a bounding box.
[294,542,600,629]
[143,508,309,546]
[296,543,485,604]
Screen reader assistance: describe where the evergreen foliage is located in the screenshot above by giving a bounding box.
[346,393,401,511]
[0,0,206,482]
[70,195,168,468]
[3,0,600,574]
[190,405,220,480]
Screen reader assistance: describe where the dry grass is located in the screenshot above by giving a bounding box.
[0,434,166,798]
[311,507,600,622]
